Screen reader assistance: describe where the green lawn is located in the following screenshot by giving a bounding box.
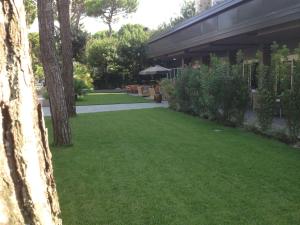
[76,93,151,106]
[49,109,300,225]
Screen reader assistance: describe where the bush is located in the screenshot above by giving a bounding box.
[174,70,191,112]
[160,79,176,108]
[166,52,249,126]
[74,79,88,98]
[207,56,232,121]
[281,45,300,142]
[256,51,275,131]
[206,54,249,125]
[187,67,208,116]
[74,62,94,98]
[230,60,250,125]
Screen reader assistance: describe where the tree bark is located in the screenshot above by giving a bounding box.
[0,0,62,224]
[57,0,76,117]
[37,0,72,146]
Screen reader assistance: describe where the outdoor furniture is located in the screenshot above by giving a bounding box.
[137,86,150,97]
[148,88,156,99]
[126,85,138,93]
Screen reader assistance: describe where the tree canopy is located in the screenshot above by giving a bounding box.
[86,36,118,71]
[153,0,197,36]
[117,24,150,81]
[24,0,37,26]
[85,24,150,88]
[85,0,139,35]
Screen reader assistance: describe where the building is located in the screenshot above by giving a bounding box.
[148,0,300,85]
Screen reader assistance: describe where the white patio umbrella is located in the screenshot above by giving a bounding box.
[139,65,171,75]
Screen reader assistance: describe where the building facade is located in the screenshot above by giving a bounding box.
[148,0,300,76]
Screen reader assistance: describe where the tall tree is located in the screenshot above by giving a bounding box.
[37,0,72,146]
[181,0,196,19]
[0,0,61,224]
[86,36,119,81]
[117,24,149,82]
[57,0,76,117]
[85,0,138,36]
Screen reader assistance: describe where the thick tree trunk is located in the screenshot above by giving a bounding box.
[0,0,62,224]
[57,0,76,117]
[37,0,72,146]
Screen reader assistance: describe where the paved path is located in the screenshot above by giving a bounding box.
[42,102,169,116]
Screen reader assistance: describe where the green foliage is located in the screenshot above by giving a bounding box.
[85,0,138,34]
[74,62,94,90]
[206,57,230,120]
[86,37,119,75]
[72,27,90,63]
[168,53,249,126]
[174,70,191,113]
[230,51,250,125]
[117,24,150,81]
[256,51,276,131]
[28,32,44,80]
[85,24,150,87]
[181,0,197,19]
[280,45,300,142]
[160,79,175,106]
[206,55,249,125]
[24,0,37,26]
[34,64,45,80]
[92,30,116,39]
[73,62,94,97]
[74,79,88,97]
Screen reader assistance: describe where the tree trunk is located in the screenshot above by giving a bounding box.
[108,23,113,37]
[57,0,76,117]
[37,0,72,146]
[0,0,62,224]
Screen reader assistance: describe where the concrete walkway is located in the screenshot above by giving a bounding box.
[42,102,169,116]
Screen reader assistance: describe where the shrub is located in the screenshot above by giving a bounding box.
[256,51,275,131]
[74,79,88,98]
[281,45,300,142]
[74,62,94,89]
[74,62,94,98]
[206,56,230,121]
[206,54,249,125]
[174,69,191,112]
[166,52,249,126]
[230,51,250,125]
[187,66,208,116]
[160,79,176,108]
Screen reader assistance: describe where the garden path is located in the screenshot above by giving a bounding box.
[42,102,169,116]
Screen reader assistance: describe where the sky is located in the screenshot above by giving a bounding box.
[30,0,183,33]
[83,0,183,33]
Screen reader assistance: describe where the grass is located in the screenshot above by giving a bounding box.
[76,92,151,106]
[49,108,300,225]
